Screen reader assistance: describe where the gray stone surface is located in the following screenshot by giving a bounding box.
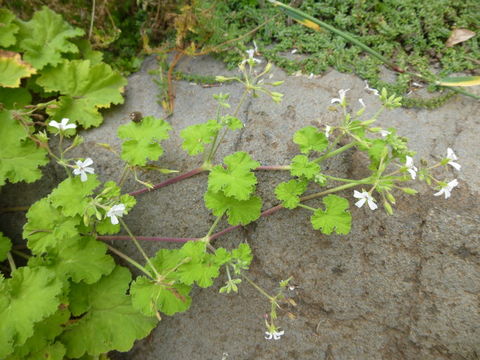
[1,55,479,360]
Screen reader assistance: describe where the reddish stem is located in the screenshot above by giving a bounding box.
[129,167,206,196]
[98,235,198,243]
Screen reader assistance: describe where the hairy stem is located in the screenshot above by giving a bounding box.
[7,252,16,272]
[119,219,161,279]
[106,244,155,280]
[98,235,198,243]
[313,142,357,163]
[129,166,206,196]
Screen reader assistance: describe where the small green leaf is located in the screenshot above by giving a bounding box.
[0,232,12,262]
[130,276,191,317]
[61,266,157,358]
[117,116,172,166]
[49,176,100,217]
[204,190,262,226]
[16,6,84,70]
[231,243,253,268]
[221,115,243,130]
[290,155,320,180]
[177,241,221,288]
[310,195,351,235]
[208,152,260,200]
[180,119,222,155]
[293,126,328,154]
[275,179,308,209]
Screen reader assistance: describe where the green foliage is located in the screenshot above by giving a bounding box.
[118,116,172,166]
[50,176,100,217]
[205,190,262,226]
[0,233,12,262]
[0,267,64,358]
[310,195,352,235]
[37,60,127,128]
[15,6,84,70]
[293,126,328,154]
[0,110,48,186]
[0,50,36,88]
[61,266,157,358]
[0,9,19,48]
[181,119,222,155]
[290,155,321,180]
[208,152,260,200]
[275,179,308,209]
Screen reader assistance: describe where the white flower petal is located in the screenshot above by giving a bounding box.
[446,148,457,161]
[49,120,60,129]
[83,157,93,166]
[448,161,461,171]
[408,169,417,180]
[353,190,364,199]
[355,198,366,208]
[80,172,88,182]
[358,98,366,108]
[110,214,119,225]
[367,198,378,210]
[265,332,273,340]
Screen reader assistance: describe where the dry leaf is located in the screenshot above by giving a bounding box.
[446,29,476,47]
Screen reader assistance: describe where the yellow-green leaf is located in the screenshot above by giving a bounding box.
[0,51,36,88]
[437,76,480,87]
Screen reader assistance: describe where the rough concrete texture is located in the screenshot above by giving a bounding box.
[1,55,479,360]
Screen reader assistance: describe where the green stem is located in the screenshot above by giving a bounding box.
[7,252,16,272]
[298,203,316,212]
[119,219,161,279]
[11,249,30,260]
[117,165,130,189]
[300,182,368,202]
[106,244,155,280]
[206,215,223,239]
[241,273,275,302]
[313,142,357,163]
[325,175,363,183]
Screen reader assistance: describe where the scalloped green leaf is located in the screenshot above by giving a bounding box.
[310,194,351,235]
[0,110,48,186]
[290,154,320,180]
[61,266,157,358]
[29,236,115,284]
[180,119,222,155]
[23,198,79,254]
[208,152,260,200]
[293,126,328,154]
[117,116,172,166]
[49,176,100,217]
[130,276,191,317]
[0,267,63,358]
[275,179,308,209]
[16,6,84,70]
[37,60,127,128]
[0,9,19,47]
[0,50,36,88]
[0,87,32,109]
[204,189,262,226]
[7,308,69,360]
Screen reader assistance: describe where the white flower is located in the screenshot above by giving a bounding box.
[446,148,461,171]
[325,125,331,138]
[353,190,378,210]
[242,48,261,65]
[49,118,76,131]
[265,330,284,340]
[73,158,94,182]
[106,204,126,225]
[331,88,350,105]
[404,156,418,180]
[434,179,458,199]
[291,49,298,54]
[308,73,314,79]
[364,81,379,96]
[358,98,366,108]
[379,130,391,137]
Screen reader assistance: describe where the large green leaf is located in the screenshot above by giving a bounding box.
[0,110,48,186]
[16,6,84,70]
[61,266,157,358]
[0,9,19,47]
[0,267,63,358]
[37,60,127,128]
